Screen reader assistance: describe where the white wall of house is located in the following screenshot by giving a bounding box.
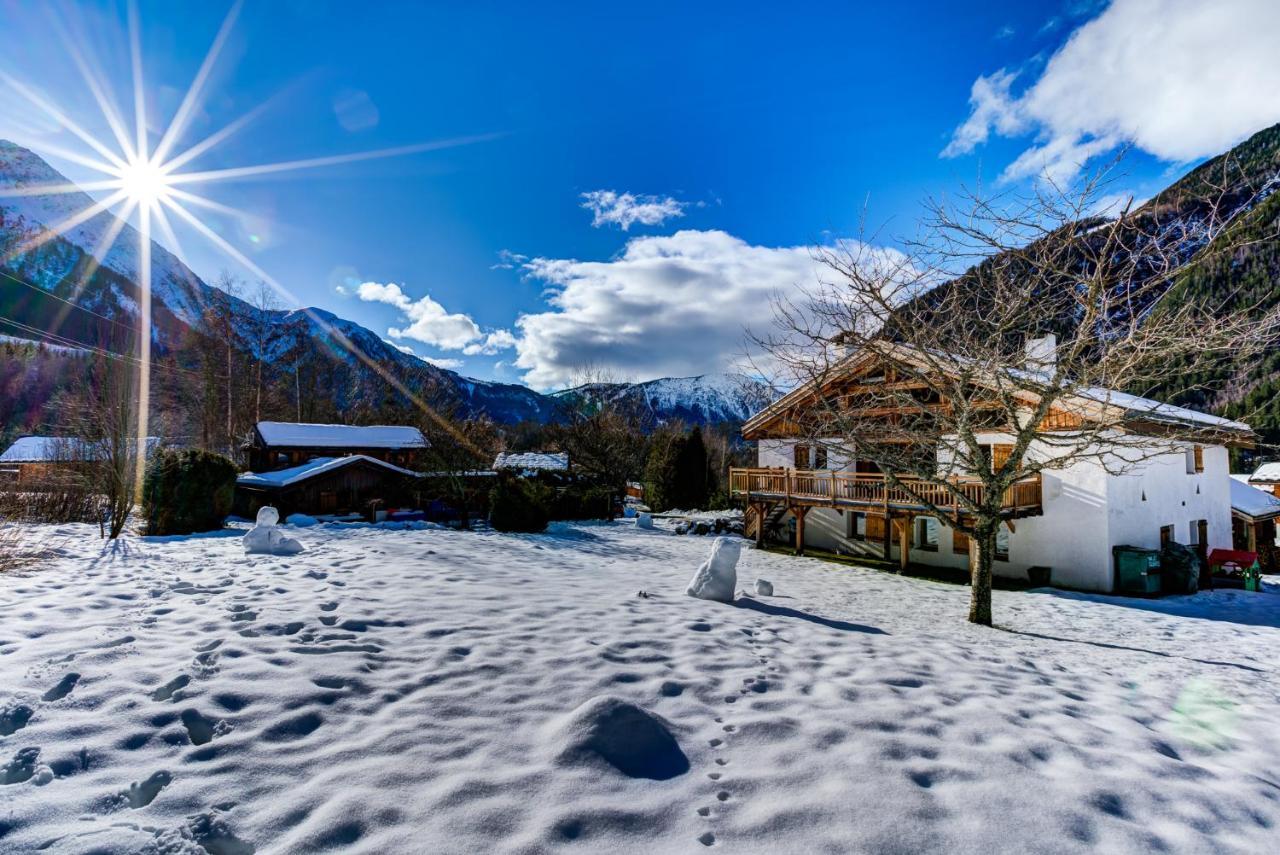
[752,436,1233,592]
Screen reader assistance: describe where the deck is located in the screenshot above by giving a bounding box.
[728,467,1043,517]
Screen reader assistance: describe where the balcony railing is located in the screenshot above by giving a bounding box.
[728,467,1042,516]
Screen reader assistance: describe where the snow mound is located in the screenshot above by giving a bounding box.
[686,536,740,603]
[754,578,774,596]
[553,695,688,780]
[285,513,319,527]
[636,512,654,530]
[243,506,304,556]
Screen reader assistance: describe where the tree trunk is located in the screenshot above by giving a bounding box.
[968,518,997,626]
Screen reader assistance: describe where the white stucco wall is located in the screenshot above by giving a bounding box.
[751,436,1234,592]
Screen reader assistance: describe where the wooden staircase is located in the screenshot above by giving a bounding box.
[744,503,789,543]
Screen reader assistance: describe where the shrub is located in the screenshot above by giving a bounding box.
[489,474,552,532]
[549,484,615,521]
[142,448,238,535]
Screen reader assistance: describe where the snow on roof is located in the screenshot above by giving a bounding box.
[237,455,420,489]
[256,422,427,449]
[1076,387,1252,433]
[1249,462,1280,482]
[492,452,569,472]
[0,435,160,462]
[1229,474,1280,520]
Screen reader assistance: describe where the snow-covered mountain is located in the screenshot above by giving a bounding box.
[0,141,767,428]
[556,373,774,426]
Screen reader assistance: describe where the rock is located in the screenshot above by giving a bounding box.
[554,695,688,780]
[754,578,774,597]
[244,505,304,556]
[636,512,654,530]
[694,521,710,536]
[686,537,741,603]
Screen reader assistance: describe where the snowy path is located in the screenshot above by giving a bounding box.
[1,520,1279,853]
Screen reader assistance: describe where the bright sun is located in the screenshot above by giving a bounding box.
[117,158,172,206]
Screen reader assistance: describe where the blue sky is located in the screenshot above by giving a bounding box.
[3,0,1278,389]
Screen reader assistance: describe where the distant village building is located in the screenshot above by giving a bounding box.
[235,422,427,518]
[1230,474,1280,573]
[1246,462,1280,497]
[733,346,1252,593]
[0,435,159,489]
[492,452,569,477]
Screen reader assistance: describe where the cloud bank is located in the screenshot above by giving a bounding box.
[355,281,515,359]
[945,0,1280,183]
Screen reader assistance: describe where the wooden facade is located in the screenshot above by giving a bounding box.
[234,458,416,519]
[244,424,426,472]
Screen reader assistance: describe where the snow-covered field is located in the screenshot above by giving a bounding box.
[2,520,1279,854]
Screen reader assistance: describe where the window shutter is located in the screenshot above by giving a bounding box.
[1193,445,1204,474]
[866,514,886,540]
[952,528,970,555]
[814,446,828,470]
[794,445,809,469]
[992,444,1014,472]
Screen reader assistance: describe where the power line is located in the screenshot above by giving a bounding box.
[0,265,141,334]
[0,313,214,381]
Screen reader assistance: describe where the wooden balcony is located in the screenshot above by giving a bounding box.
[728,467,1043,517]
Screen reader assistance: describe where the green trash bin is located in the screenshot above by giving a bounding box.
[1113,545,1162,595]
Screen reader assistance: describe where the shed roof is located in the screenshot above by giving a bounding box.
[0,435,160,463]
[1249,462,1280,483]
[493,452,569,472]
[236,455,420,489]
[255,422,427,450]
[1229,474,1280,521]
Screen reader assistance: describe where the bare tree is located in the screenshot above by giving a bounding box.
[546,367,650,501]
[755,161,1278,625]
[247,280,282,424]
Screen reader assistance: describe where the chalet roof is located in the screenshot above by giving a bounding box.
[1229,474,1280,521]
[0,435,161,463]
[493,452,569,472]
[1249,462,1280,483]
[255,422,427,450]
[741,344,1253,442]
[236,455,420,489]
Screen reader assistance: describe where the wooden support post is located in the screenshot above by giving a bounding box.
[754,503,767,548]
[794,505,808,556]
[899,517,910,573]
[881,513,892,560]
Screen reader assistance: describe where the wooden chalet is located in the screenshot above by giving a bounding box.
[1230,475,1280,573]
[235,422,428,518]
[733,340,1253,592]
[0,436,159,489]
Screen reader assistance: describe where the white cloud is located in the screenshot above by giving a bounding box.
[944,0,1280,182]
[490,249,528,270]
[462,329,517,356]
[511,229,904,390]
[422,356,464,370]
[580,190,686,230]
[355,281,482,350]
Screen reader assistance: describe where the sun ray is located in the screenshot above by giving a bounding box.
[161,94,283,174]
[0,179,126,199]
[127,0,148,162]
[44,197,138,341]
[0,73,129,170]
[161,196,484,454]
[166,133,506,186]
[133,199,152,502]
[151,0,243,165]
[166,185,254,219]
[4,187,131,264]
[6,139,121,177]
[49,6,138,163]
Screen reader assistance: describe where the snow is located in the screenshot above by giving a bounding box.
[753,579,774,597]
[1077,387,1253,434]
[2,519,1280,852]
[685,536,741,603]
[0,435,160,463]
[236,455,420,488]
[1229,474,1280,520]
[254,422,427,450]
[492,451,569,472]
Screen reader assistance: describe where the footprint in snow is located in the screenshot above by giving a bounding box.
[122,770,172,808]
[152,675,190,702]
[42,673,80,702]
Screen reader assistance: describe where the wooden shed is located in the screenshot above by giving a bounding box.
[1230,474,1280,573]
[234,455,419,519]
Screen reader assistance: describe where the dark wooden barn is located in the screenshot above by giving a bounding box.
[234,455,419,519]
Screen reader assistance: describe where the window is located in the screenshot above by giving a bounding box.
[1160,524,1175,546]
[793,444,810,469]
[1188,520,1200,544]
[814,446,828,470]
[1185,445,1204,474]
[995,524,1010,562]
[847,511,867,540]
[915,517,939,551]
[975,443,1014,474]
[953,528,970,555]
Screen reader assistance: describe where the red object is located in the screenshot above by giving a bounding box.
[1207,548,1257,570]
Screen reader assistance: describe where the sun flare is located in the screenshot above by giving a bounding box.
[116,158,171,206]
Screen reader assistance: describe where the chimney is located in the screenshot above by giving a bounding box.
[1025,333,1057,374]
